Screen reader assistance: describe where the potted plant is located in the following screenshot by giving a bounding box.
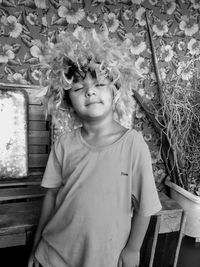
[133,14,200,241]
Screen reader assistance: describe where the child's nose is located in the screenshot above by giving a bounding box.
[85,86,96,97]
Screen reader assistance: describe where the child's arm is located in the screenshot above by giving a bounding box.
[118,212,150,267]
[28,187,59,267]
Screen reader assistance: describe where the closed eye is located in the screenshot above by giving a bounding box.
[96,84,106,87]
[73,87,84,92]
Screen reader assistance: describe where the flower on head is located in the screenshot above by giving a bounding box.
[36,26,140,129]
[0,44,15,63]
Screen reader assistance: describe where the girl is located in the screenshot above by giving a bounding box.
[28,26,162,267]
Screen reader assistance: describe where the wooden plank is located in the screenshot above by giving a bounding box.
[29,136,50,145]
[0,185,46,201]
[29,154,48,168]
[0,176,42,187]
[29,131,50,145]
[29,121,48,131]
[0,233,26,248]
[0,200,42,234]
[29,168,45,176]
[29,105,46,121]
[29,145,47,154]
[29,130,50,138]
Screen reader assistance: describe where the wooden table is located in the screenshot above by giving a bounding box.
[148,192,186,267]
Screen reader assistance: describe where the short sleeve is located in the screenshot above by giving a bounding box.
[41,139,63,188]
[131,133,162,216]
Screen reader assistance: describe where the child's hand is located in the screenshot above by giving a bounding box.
[117,247,140,267]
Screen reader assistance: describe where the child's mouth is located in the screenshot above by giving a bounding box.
[85,101,101,106]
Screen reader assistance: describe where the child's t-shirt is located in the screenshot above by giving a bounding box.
[35,128,162,267]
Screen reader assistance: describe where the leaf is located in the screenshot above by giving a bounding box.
[22,24,31,35]
[23,52,39,64]
[101,5,110,14]
[137,30,146,38]
[174,11,182,23]
[51,17,68,27]
[0,7,9,16]
[0,27,8,37]
[105,0,117,5]
[21,34,33,48]
[166,19,174,28]
[4,65,15,74]
[0,71,5,79]
[175,30,185,38]
[117,0,132,5]
[160,38,167,46]
[8,57,22,66]
[91,0,101,7]
[1,0,16,7]
[163,32,172,38]
[49,0,60,9]
[17,0,36,9]
[47,30,58,43]
[40,25,48,35]
[10,43,21,53]
[117,29,126,40]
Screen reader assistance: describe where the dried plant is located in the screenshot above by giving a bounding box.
[133,13,200,196]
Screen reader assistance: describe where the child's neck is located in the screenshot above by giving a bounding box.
[81,119,127,147]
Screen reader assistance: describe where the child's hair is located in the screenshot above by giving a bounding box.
[36,25,140,130]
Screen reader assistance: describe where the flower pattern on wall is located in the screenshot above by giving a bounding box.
[0,0,199,188]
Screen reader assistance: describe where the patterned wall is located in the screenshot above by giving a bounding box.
[0,0,200,189]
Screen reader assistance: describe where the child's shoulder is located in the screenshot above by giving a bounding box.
[127,128,144,141]
[54,128,79,147]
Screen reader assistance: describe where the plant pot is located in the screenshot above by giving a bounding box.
[165,178,200,241]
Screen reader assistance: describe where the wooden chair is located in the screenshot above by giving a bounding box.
[0,86,50,248]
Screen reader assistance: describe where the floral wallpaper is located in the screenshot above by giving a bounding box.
[0,0,200,189]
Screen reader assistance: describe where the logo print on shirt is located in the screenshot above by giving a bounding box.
[121,171,128,176]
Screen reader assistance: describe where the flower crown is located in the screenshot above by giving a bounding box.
[37,26,140,130]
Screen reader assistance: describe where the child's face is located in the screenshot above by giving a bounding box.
[68,73,114,121]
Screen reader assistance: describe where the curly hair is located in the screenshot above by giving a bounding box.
[36,25,140,130]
